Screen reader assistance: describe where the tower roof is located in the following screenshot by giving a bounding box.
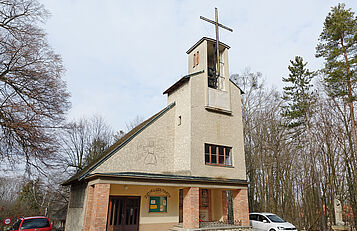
[186,37,230,54]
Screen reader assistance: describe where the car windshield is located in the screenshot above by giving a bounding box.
[267,215,285,223]
[11,220,21,230]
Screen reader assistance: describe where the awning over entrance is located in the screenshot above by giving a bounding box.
[83,171,248,189]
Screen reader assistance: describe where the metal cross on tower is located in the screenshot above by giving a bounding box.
[200,8,233,81]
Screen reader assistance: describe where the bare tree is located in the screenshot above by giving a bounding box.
[125,115,144,132]
[111,115,144,142]
[0,0,70,168]
[231,69,295,218]
[59,115,115,173]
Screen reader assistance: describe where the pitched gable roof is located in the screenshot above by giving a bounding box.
[186,37,230,54]
[62,102,176,186]
[163,70,204,95]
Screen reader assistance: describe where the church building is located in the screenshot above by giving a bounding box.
[63,36,250,231]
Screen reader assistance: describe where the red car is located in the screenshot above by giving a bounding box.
[8,216,51,231]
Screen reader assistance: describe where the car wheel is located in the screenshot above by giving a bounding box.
[269,229,276,231]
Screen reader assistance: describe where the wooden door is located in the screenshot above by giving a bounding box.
[107,196,140,231]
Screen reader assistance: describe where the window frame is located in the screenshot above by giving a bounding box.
[204,143,232,167]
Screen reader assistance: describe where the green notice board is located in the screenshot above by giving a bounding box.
[149,196,167,212]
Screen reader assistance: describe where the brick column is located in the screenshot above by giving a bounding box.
[221,190,228,222]
[232,188,249,226]
[83,183,110,231]
[83,185,95,231]
[183,187,199,228]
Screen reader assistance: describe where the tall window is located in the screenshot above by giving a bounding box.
[204,143,232,166]
[193,51,199,67]
[207,48,225,90]
[193,53,196,67]
[217,52,225,90]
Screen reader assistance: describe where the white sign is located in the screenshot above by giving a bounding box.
[4,218,11,225]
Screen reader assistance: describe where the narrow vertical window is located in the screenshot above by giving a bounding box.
[218,146,224,164]
[211,145,217,164]
[196,51,199,65]
[225,147,231,165]
[193,53,196,67]
[178,116,182,126]
[201,189,209,208]
[205,144,210,163]
[218,52,225,90]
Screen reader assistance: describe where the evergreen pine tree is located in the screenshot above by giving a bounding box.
[316,4,357,228]
[316,3,357,145]
[282,56,315,130]
[282,56,327,230]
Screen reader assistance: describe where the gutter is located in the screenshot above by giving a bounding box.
[85,172,248,185]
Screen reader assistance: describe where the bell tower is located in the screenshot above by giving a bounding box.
[186,7,234,113]
[184,36,245,179]
[163,8,245,179]
[186,38,232,113]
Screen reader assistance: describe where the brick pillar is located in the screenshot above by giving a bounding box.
[83,185,95,231]
[222,190,228,222]
[183,187,199,228]
[232,188,249,226]
[83,183,110,231]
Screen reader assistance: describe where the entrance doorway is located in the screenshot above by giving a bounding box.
[107,196,140,231]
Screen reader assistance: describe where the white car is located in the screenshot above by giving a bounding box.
[249,212,297,231]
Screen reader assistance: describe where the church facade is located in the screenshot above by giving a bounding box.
[63,37,250,231]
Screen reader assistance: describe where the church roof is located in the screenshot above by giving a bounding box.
[163,70,204,94]
[62,102,176,186]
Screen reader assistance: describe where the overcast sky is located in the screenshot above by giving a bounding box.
[39,0,356,132]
